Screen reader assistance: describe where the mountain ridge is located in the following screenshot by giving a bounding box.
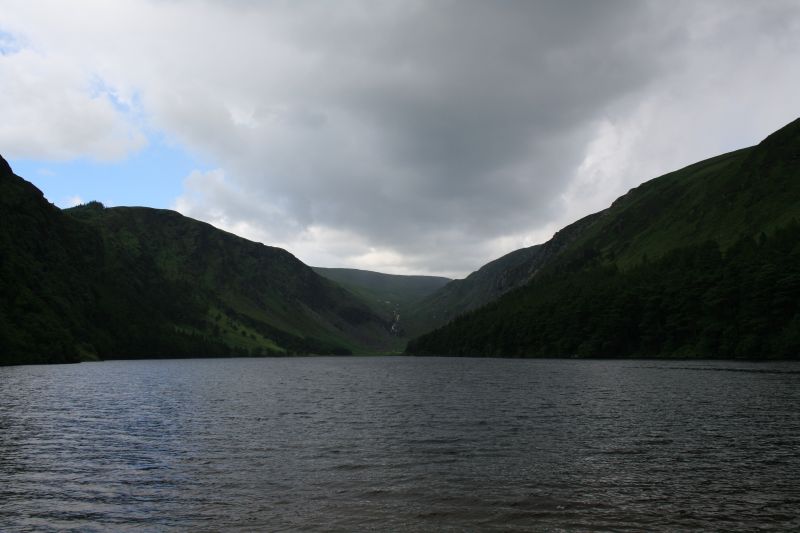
[0,159,395,364]
[405,207,604,337]
[407,117,800,358]
[4,118,800,363]
[313,266,450,339]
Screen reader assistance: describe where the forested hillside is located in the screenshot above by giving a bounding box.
[0,157,393,365]
[407,118,800,359]
[406,213,601,337]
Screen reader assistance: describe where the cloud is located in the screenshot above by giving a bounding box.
[560,2,800,228]
[0,45,146,160]
[64,194,83,208]
[2,1,800,276]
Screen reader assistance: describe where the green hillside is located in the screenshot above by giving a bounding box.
[403,246,542,336]
[313,267,449,340]
[407,118,800,359]
[405,199,604,338]
[0,158,394,365]
[0,156,105,364]
[313,267,450,308]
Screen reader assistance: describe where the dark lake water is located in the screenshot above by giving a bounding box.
[1,357,799,532]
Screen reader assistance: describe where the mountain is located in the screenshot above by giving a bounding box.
[407,118,800,359]
[403,246,541,336]
[0,156,104,364]
[404,213,600,337]
[313,267,450,308]
[313,267,450,339]
[0,157,393,365]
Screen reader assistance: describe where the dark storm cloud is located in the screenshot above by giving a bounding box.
[170,1,682,266]
[4,0,800,275]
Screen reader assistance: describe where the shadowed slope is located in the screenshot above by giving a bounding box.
[1,158,393,364]
[408,118,800,358]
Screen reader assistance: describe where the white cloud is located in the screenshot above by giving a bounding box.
[2,1,800,276]
[64,194,83,208]
[0,46,146,160]
[560,3,800,235]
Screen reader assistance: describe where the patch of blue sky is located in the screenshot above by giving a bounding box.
[87,75,139,114]
[0,29,22,55]
[8,136,210,209]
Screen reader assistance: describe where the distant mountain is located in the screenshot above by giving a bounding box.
[407,118,800,359]
[0,158,394,364]
[404,213,599,336]
[313,267,450,339]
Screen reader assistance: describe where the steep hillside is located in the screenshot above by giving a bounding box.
[408,118,800,359]
[406,213,600,336]
[0,158,393,364]
[313,267,449,338]
[313,267,450,308]
[0,156,104,364]
[68,204,392,354]
[0,159,217,364]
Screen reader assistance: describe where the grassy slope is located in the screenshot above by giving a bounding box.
[313,267,450,351]
[67,204,395,356]
[0,161,229,363]
[405,211,601,337]
[0,158,394,364]
[554,118,800,269]
[402,246,540,337]
[312,267,450,310]
[407,117,800,358]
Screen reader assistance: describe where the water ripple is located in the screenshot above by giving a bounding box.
[1,357,799,531]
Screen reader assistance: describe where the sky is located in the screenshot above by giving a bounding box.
[1,1,799,278]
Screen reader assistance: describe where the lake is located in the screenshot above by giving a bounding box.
[1,357,799,531]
